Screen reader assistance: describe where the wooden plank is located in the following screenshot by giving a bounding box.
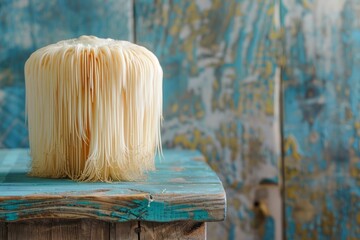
[0,222,7,240]
[7,219,52,240]
[0,149,226,223]
[135,0,281,239]
[5,220,205,240]
[139,221,206,240]
[111,221,138,240]
[78,219,109,240]
[281,0,360,239]
[6,219,109,240]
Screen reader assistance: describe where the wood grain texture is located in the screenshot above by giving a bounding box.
[7,220,51,240]
[281,0,360,239]
[0,149,226,223]
[0,222,7,240]
[6,219,109,240]
[139,221,206,240]
[110,221,138,240]
[135,0,281,239]
[2,220,206,240]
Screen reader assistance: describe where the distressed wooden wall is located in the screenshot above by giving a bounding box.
[281,0,360,239]
[135,1,281,239]
[0,0,133,147]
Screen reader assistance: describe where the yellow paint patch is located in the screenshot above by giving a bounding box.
[284,136,302,161]
[213,80,219,90]
[265,100,274,115]
[269,28,284,40]
[293,199,315,223]
[171,103,178,113]
[235,3,242,16]
[278,55,287,67]
[267,6,274,15]
[263,61,273,79]
[302,0,313,9]
[354,122,360,136]
[286,185,301,199]
[196,111,204,119]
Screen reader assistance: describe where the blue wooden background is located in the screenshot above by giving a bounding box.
[0,0,133,148]
[281,0,360,239]
[135,1,281,239]
[0,0,359,239]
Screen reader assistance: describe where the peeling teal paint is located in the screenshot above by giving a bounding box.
[262,217,275,240]
[0,0,133,148]
[0,198,213,223]
[136,1,280,238]
[0,149,226,223]
[1,200,21,210]
[5,212,18,221]
[282,0,360,239]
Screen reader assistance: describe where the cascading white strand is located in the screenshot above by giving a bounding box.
[25,35,163,182]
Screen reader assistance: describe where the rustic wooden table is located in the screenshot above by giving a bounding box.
[0,149,226,239]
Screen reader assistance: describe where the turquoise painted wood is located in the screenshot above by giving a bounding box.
[281,0,360,239]
[135,0,281,239]
[0,149,226,223]
[0,0,133,148]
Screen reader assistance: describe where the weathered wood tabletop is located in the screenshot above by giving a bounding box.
[0,149,226,239]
